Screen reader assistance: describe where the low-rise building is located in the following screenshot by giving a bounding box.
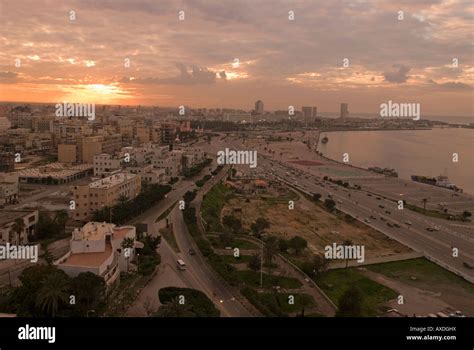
[71,172,141,221]
[54,222,140,286]
[0,210,39,245]
[0,172,19,204]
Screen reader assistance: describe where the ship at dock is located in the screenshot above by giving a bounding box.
[411,175,463,193]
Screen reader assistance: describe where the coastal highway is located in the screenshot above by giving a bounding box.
[199,135,474,282]
[257,154,474,282]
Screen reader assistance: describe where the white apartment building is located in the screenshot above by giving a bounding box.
[93,153,122,177]
[55,222,142,287]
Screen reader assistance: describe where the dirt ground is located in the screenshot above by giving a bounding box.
[360,268,474,316]
[222,192,411,260]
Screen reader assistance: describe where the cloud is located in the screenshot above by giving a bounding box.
[383,65,411,83]
[428,79,471,90]
[121,63,218,85]
[0,71,18,83]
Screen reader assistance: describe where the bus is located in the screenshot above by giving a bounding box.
[177,259,186,271]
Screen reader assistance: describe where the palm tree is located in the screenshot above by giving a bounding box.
[343,239,353,268]
[35,273,70,317]
[11,218,25,245]
[264,238,277,273]
[422,198,428,212]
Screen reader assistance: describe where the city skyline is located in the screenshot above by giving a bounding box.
[0,0,473,116]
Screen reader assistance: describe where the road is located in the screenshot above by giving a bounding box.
[260,154,474,282]
[126,164,252,316]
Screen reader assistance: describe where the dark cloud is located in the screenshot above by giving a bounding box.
[121,63,217,85]
[219,71,227,79]
[383,65,411,83]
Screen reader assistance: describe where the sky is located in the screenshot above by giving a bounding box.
[0,0,473,116]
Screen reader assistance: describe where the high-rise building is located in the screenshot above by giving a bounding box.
[340,103,349,119]
[302,106,313,118]
[312,106,318,117]
[254,100,264,115]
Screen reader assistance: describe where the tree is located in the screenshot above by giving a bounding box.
[462,211,471,221]
[251,217,270,236]
[278,238,289,252]
[300,254,329,278]
[222,215,242,234]
[264,236,278,271]
[35,271,70,317]
[336,286,364,317]
[70,272,106,316]
[342,239,353,268]
[248,253,261,272]
[324,198,336,211]
[288,236,307,255]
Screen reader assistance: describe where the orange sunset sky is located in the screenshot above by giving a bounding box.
[0,0,473,116]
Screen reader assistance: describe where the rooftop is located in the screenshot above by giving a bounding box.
[0,210,36,227]
[61,243,113,268]
[89,172,137,189]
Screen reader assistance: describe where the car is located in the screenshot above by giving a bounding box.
[367,193,372,197]
[426,227,435,232]
[376,197,381,200]
[379,205,385,209]
[370,215,376,220]
[393,223,400,228]
[404,221,412,226]
[364,218,371,223]
[188,248,196,256]
[462,262,473,269]
[385,210,391,215]
[380,217,386,221]
[387,222,394,227]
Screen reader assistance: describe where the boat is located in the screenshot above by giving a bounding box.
[411,175,463,193]
[321,135,328,144]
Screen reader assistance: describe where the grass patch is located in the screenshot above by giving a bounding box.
[236,270,302,289]
[202,182,232,232]
[209,237,258,250]
[405,203,462,221]
[218,254,252,264]
[159,227,180,253]
[155,201,178,222]
[316,268,397,316]
[366,258,474,294]
[241,287,316,316]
